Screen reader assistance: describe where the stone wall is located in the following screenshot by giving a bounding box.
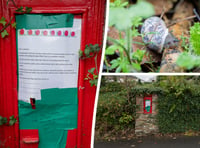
[135,94,159,136]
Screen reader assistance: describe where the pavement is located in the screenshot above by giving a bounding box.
[94,136,200,148]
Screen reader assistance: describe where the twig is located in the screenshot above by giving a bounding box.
[167,15,196,27]
[193,9,200,21]
[160,0,165,19]
[0,17,13,33]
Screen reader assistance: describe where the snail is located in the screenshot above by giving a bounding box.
[141,16,179,53]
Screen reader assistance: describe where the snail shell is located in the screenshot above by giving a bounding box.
[141,17,178,53]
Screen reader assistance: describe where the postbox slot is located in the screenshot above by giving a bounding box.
[23,137,39,144]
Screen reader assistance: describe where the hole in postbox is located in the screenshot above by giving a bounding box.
[16,13,82,147]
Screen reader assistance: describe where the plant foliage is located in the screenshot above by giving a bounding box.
[177,23,200,70]
[106,0,155,72]
[156,76,200,133]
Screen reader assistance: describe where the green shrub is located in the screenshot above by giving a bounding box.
[157,77,200,133]
[96,81,136,139]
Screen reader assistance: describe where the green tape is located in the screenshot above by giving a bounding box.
[16,14,74,29]
[18,88,78,148]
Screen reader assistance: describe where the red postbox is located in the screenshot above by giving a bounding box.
[0,0,106,147]
[143,95,152,114]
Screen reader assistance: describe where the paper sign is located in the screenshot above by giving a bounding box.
[145,100,151,112]
[17,19,82,102]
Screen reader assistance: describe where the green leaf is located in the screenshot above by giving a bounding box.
[25,7,32,13]
[109,7,133,30]
[132,49,145,63]
[110,59,120,69]
[93,44,100,52]
[9,115,17,126]
[0,116,7,126]
[110,0,128,8]
[0,17,7,26]
[109,1,154,30]
[176,52,199,70]
[88,67,95,74]
[190,23,200,55]
[15,6,24,13]
[84,47,91,57]
[132,63,141,71]
[89,79,98,87]
[169,104,176,113]
[79,50,83,58]
[129,1,155,19]
[1,30,9,38]
[11,22,16,28]
[105,45,118,55]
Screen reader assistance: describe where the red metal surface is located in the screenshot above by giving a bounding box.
[143,96,152,114]
[66,129,77,148]
[20,129,39,148]
[0,0,106,147]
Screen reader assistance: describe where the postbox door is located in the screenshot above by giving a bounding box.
[16,14,81,148]
[144,96,152,114]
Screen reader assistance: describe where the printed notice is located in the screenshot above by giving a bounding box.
[17,19,82,102]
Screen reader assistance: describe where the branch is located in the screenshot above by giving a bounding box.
[167,15,196,27]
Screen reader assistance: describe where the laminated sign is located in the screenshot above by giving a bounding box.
[16,14,81,147]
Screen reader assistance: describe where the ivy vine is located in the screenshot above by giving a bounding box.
[0,0,32,38]
[0,115,17,126]
[79,44,100,86]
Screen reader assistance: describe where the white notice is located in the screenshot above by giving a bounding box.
[17,19,82,102]
[145,100,151,107]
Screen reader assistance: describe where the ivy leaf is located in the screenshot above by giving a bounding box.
[88,67,96,74]
[15,6,24,13]
[84,47,91,57]
[25,7,32,13]
[0,17,7,26]
[0,116,7,126]
[93,44,100,52]
[11,22,17,28]
[9,115,17,126]
[169,104,176,113]
[79,50,83,58]
[1,30,9,38]
[89,79,98,87]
